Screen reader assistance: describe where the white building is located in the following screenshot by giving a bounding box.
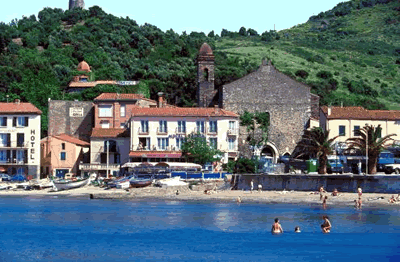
[129,106,240,164]
[0,100,41,179]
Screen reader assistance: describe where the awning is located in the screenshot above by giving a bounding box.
[129,151,182,158]
[121,162,157,168]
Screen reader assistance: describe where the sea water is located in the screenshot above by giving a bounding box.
[0,196,400,262]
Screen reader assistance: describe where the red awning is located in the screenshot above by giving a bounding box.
[129,151,182,158]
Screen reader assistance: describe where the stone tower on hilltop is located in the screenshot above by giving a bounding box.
[69,0,85,10]
[197,42,216,107]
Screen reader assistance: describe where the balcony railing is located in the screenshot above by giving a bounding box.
[227,129,238,136]
[79,163,121,171]
[195,127,206,135]
[0,158,28,165]
[138,127,149,135]
[157,127,168,135]
[0,141,30,148]
[208,128,218,135]
[175,127,186,134]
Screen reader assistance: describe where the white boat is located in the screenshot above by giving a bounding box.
[52,174,95,191]
[116,180,130,189]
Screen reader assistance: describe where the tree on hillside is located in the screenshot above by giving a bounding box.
[240,111,270,155]
[181,133,222,165]
[296,127,338,174]
[346,124,396,174]
[239,26,247,36]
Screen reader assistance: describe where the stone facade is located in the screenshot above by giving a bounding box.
[69,0,85,10]
[48,100,94,142]
[222,61,316,160]
[197,43,217,107]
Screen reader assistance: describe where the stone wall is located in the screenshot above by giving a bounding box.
[237,174,400,193]
[197,60,216,107]
[222,62,312,157]
[48,100,94,142]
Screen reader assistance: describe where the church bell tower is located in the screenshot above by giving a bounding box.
[69,0,85,10]
[197,42,216,107]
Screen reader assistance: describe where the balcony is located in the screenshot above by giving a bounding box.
[79,163,121,171]
[0,158,28,165]
[227,129,238,136]
[157,127,168,135]
[0,141,30,148]
[195,128,206,135]
[208,129,218,135]
[138,127,149,135]
[175,127,186,135]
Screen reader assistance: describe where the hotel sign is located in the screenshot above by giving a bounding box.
[116,81,138,86]
[69,107,84,117]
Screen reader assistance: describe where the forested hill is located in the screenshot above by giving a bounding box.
[0,0,399,137]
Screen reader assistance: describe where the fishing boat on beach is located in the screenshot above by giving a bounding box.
[129,177,153,188]
[52,174,95,191]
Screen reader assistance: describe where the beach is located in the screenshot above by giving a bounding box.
[0,180,396,207]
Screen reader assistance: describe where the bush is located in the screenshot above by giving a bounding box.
[347,80,377,96]
[334,72,340,76]
[295,69,309,79]
[316,70,333,79]
[374,78,380,83]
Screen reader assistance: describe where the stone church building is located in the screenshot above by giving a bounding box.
[197,43,319,162]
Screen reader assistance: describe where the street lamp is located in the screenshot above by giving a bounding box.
[106,141,109,179]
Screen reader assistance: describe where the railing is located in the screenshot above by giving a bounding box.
[79,163,121,171]
[227,129,238,135]
[175,127,186,134]
[157,127,168,135]
[135,144,151,151]
[0,141,30,148]
[138,127,149,135]
[208,128,218,134]
[0,158,28,165]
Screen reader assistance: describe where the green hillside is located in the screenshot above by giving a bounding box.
[215,0,400,109]
[0,0,399,137]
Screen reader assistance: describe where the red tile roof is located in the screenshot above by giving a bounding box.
[94,93,145,101]
[53,134,90,146]
[91,128,130,138]
[0,102,42,114]
[131,107,238,117]
[321,106,400,120]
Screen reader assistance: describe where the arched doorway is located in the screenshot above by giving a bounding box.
[261,142,279,163]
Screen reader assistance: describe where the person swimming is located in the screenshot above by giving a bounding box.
[294,226,301,233]
[271,218,283,234]
[321,215,331,233]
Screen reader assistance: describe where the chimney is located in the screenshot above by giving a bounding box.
[327,106,331,116]
[214,105,220,114]
[14,99,20,104]
[157,92,164,108]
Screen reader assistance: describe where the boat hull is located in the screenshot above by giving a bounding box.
[52,177,91,191]
[129,179,152,188]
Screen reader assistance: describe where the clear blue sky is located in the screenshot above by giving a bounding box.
[2,0,347,34]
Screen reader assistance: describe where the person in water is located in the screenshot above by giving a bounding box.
[331,188,339,196]
[294,226,301,233]
[236,196,242,203]
[321,216,331,233]
[358,197,362,209]
[271,218,283,234]
[322,196,328,209]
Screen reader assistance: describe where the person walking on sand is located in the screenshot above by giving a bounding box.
[258,184,262,192]
[321,216,331,233]
[322,196,328,209]
[250,179,254,192]
[271,218,283,234]
[358,187,362,197]
[319,185,326,200]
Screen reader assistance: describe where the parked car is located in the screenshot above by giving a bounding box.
[0,173,11,181]
[10,174,27,182]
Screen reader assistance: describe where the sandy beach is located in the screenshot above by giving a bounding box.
[0,180,397,207]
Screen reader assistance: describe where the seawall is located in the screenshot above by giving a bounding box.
[236,173,400,193]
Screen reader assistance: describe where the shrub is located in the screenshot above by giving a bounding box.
[316,70,333,79]
[374,78,380,83]
[334,72,340,76]
[295,70,309,79]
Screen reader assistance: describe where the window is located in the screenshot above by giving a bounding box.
[209,121,217,133]
[159,120,167,133]
[177,121,186,133]
[176,137,185,149]
[139,137,151,150]
[209,138,217,149]
[61,143,65,150]
[158,138,169,150]
[0,150,6,163]
[377,127,382,138]
[354,126,360,136]
[99,105,112,117]
[17,133,24,147]
[228,138,236,150]
[120,104,126,117]
[16,150,24,163]
[120,123,126,129]
[196,121,205,133]
[0,117,6,127]
[0,134,8,147]
[101,121,110,128]
[339,125,346,136]
[141,120,149,133]
[229,121,235,130]
[60,152,66,161]
[104,140,117,153]
[13,117,28,127]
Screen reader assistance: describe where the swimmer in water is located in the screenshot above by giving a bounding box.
[294,226,301,233]
[322,196,328,209]
[271,218,283,234]
[321,215,331,233]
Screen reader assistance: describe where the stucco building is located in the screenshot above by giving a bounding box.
[40,134,90,178]
[0,100,41,179]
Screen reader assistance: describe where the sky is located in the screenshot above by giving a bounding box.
[1,0,347,34]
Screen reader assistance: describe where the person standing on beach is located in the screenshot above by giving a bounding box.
[358,187,362,198]
[319,185,326,200]
[271,218,283,234]
[322,196,328,209]
[250,179,254,192]
[321,216,331,233]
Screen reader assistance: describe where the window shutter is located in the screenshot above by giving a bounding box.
[25,117,29,127]
[6,134,10,147]
[6,150,10,162]
[12,117,16,127]
[24,150,28,163]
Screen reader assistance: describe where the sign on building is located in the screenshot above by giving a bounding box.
[69,107,84,117]
[116,81,139,86]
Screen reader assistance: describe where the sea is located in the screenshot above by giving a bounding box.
[1,196,400,262]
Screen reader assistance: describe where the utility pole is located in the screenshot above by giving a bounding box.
[106,141,109,179]
[366,130,368,175]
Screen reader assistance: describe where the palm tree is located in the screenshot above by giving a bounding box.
[296,127,338,174]
[346,124,396,174]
